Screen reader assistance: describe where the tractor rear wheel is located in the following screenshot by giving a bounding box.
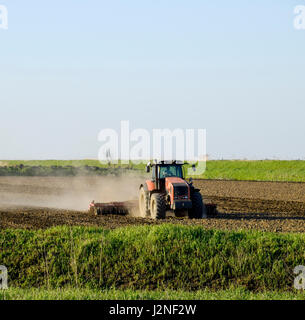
[189,192,207,219]
[139,187,150,217]
[150,193,166,219]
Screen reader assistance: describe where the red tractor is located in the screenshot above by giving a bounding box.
[139,161,216,219]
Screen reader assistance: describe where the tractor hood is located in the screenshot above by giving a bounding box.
[165,177,190,200]
[165,177,189,190]
[165,177,188,185]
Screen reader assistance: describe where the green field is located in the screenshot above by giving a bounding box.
[1,160,305,181]
[1,287,305,300]
[1,224,304,298]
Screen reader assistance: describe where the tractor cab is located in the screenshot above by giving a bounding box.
[155,164,184,179]
[147,161,185,191]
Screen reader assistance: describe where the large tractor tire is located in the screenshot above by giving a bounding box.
[139,187,150,217]
[189,191,207,219]
[150,193,166,219]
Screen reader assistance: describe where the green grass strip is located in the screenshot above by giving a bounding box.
[1,225,305,292]
[1,287,305,300]
[1,160,305,181]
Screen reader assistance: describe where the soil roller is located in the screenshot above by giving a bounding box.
[89,200,137,216]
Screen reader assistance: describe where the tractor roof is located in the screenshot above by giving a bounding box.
[149,160,184,166]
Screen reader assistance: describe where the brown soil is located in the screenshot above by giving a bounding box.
[1,177,305,233]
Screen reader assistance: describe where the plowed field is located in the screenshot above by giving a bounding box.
[1,177,305,232]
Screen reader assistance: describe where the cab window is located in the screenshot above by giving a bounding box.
[159,165,183,179]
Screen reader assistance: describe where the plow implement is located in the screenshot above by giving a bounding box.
[89,199,217,217]
[89,200,138,216]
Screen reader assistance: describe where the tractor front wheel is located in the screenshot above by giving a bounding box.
[189,192,207,219]
[150,193,166,219]
[139,187,150,217]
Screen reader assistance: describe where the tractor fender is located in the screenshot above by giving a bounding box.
[190,185,201,194]
[139,183,148,191]
[140,180,156,192]
[145,180,156,192]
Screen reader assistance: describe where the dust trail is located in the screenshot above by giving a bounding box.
[0,175,145,211]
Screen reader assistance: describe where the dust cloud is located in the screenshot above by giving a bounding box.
[0,175,146,211]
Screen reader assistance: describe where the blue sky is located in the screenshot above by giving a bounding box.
[0,0,304,159]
